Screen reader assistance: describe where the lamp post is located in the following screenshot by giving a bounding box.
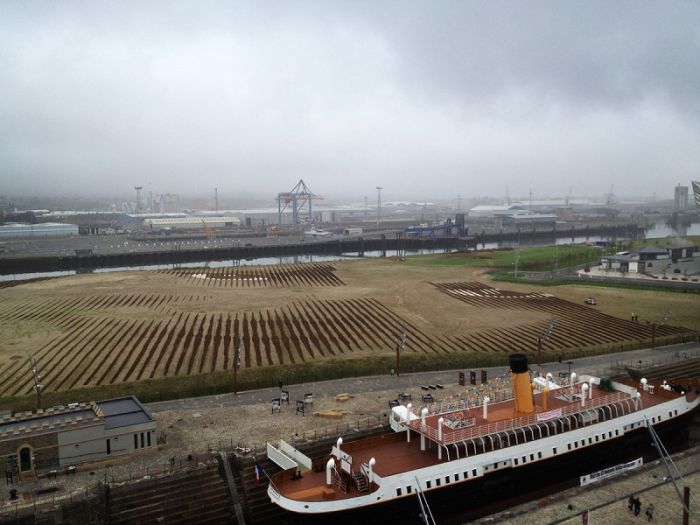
[643,305,672,350]
[30,355,43,411]
[376,186,383,233]
[537,317,556,366]
[233,336,241,394]
[396,324,406,377]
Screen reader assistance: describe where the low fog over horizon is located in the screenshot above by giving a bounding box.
[1,1,699,202]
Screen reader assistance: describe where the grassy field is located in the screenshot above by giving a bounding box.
[406,245,600,271]
[0,250,697,409]
[406,243,699,293]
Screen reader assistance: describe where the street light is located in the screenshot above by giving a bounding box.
[537,317,556,366]
[29,355,42,411]
[396,324,407,377]
[641,304,672,350]
[233,336,242,394]
[376,186,383,233]
[566,361,574,377]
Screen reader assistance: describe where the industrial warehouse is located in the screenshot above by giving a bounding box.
[0,222,78,239]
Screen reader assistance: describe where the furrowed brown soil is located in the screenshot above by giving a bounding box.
[0,257,696,399]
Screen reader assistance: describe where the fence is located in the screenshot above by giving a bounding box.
[0,478,105,522]
[413,391,633,446]
[98,412,392,488]
[585,348,700,380]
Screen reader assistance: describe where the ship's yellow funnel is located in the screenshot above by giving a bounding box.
[542,387,549,411]
[510,354,534,415]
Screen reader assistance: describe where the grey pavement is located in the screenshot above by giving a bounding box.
[146,342,700,414]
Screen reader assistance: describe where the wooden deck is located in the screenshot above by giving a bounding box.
[412,380,669,445]
[271,437,443,502]
[272,379,682,503]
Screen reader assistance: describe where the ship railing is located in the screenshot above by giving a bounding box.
[412,391,634,446]
[359,462,382,487]
[360,462,369,477]
[424,388,515,417]
[331,467,347,494]
[268,479,281,500]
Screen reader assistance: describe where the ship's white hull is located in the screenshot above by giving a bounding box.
[268,393,699,515]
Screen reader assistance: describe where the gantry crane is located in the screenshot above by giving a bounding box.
[277,179,321,225]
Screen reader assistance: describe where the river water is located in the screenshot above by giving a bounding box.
[0,248,451,282]
[1,220,697,282]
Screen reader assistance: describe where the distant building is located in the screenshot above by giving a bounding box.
[468,204,526,218]
[143,216,241,231]
[600,254,630,273]
[625,244,699,277]
[0,396,156,478]
[501,213,558,227]
[674,184,689,210]
[0,222,79,239]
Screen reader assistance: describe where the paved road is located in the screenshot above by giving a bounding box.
[146,342,700,414]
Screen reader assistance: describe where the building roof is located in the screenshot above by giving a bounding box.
[0,404,101,440]
[97,396,154,430]
[143,216,241,225]
[638,246,669,254]
[505,213,559,220]
[469,204,526,212]
[0,396,153,441]
[0,222,77,228]
[601,254,630,262]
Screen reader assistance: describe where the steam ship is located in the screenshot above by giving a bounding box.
[266,354,700,521]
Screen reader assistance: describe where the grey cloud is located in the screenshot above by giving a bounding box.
[0,1,698,201]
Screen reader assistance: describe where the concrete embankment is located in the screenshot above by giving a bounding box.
[0,236,466,274]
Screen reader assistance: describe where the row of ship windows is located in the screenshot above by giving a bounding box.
[396,469,479,496]
[394,410,680,497]
[568,428,619,451]
[513,451,543,466]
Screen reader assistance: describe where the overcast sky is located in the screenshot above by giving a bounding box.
[1,1,699,202]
